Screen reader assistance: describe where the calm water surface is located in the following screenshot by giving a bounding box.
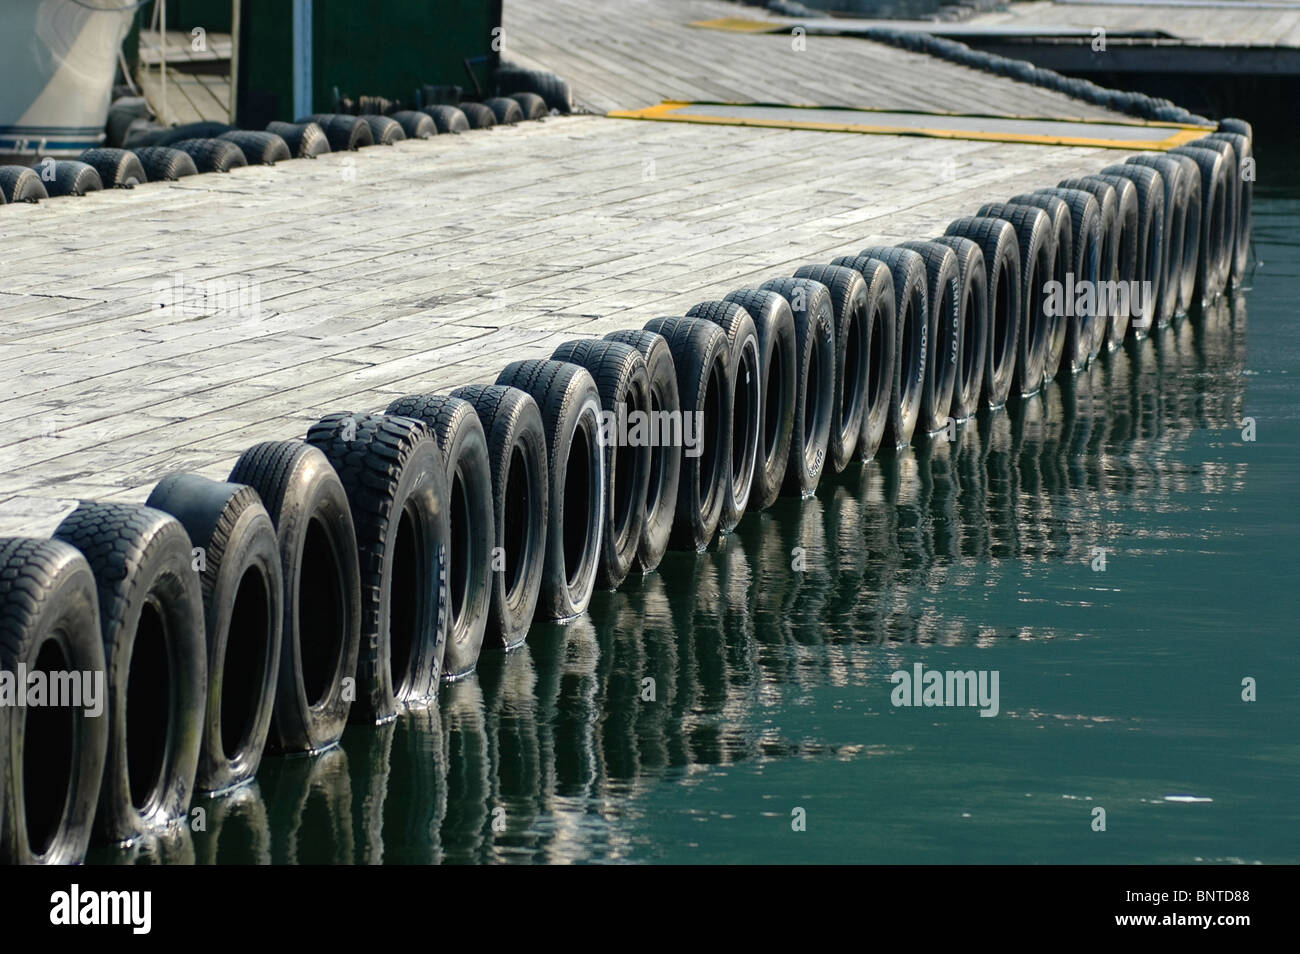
[92,178,1299,866]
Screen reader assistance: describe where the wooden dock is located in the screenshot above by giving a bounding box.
[0,0,1211,538]
[705,0,1300,76]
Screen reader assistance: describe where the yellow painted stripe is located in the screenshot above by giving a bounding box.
[688,17,782,33]
[606,102,1214,151]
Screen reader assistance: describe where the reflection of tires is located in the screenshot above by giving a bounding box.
[943,217,1020,408]
[495,360,604,619]
[145,474,283,794]
[720,290,796,506]
[551,340,653,582]
[1060,175,1139,350]
[791,265,872,468]
[382,397,494,678]
[603,330,681,572]
[643,317,732,548]
[930,236,987,424]
[758,278,835,489]
[52,504,206,844]
[228,441,362,752]
[448,385,548,649]
[1100,164,1168,333]
[896,243,962,434]
[0,538,108,864]
[686,301,762,529]
[306,414,450,716]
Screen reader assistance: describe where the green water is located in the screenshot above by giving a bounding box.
[92,182,1299,866]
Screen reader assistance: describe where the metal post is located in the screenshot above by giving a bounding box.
[292,0,313,119]
[229,0,240,123]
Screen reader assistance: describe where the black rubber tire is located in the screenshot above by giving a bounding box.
[422,105,470,134]
[169,138,249,173]
[494,360,605,619]
[943,217,1020,408]
[144,475,283,794]
[603,329,682,571]
[1171,145,1231,302]
[756,278,835,488]
[1206,131,1252,283]
[218,130,292,166]
[42,160,103,198]
[551,340,653,580]
[1187,136,1240,290]
[79,148,147,188]
[983,198,1070,382]
[305,414,450,716]
[447,385,548,650]
[929,236,987,423]
[1059,175,1138,350]
[852,248,930,446]
[391,110,437,139]
[686,301,762,527]
[1139,153,1202,314]
[1030,188,1106,366]
[895,243,962,435]
[459,102,497,129]
[790,265,872,468]
[133,146,199,181]
[968,205,1052,396]
[642,317,732,546]
[484,97,525,125]
[297,114,374,150]
[1099,164,1167,335]
[381,397,494,678]
[363,114,406,145]
[821,258,895,460]
[52,503,206,844]
[1003,191,1097,374]
[141,121,234,146]
[1219,117,1252,139]
[1124,154,1194,321]
[265,121,331,158]
[0,538,108,864]
[0,166,48,203]
[495,66,573,114]
[721,289,798,502]
[228,441,362,753]
[510,91,548,120]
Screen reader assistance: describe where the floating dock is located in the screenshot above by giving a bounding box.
[0,0,1221,538]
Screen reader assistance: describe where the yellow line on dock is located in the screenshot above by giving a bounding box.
[607,101,1213,150]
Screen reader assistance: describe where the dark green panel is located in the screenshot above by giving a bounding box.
[237,0,499,127]
[312,0,500,108]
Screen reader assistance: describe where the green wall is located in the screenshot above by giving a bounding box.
[237,0,501,128]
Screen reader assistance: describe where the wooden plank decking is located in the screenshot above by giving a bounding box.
[0,0,1176,538]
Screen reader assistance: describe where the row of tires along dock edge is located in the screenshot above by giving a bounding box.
[0,115,1254,864]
